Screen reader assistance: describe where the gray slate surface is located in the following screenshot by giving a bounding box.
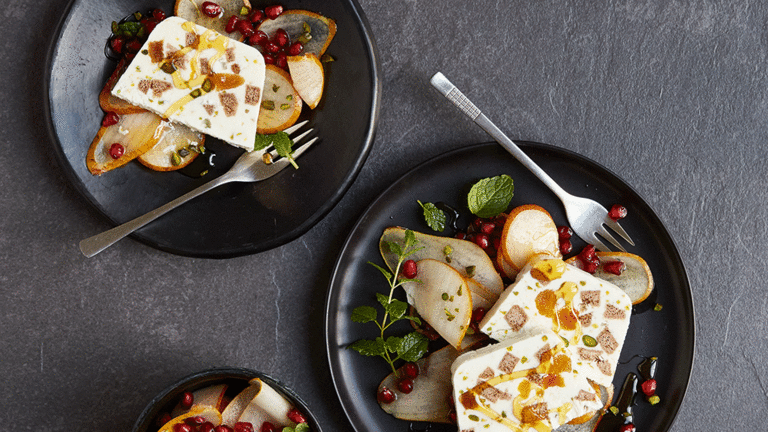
[2,0,766,430]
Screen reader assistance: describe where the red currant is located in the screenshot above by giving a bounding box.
[402,260,417,279]
[180,391,194,409]
[377,387,396,404]
[397,378,414,394]
[109,143,125,159]
[401,362,419,379]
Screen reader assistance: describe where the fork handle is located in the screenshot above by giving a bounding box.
[79,174,233,257]
[430,72,570,199]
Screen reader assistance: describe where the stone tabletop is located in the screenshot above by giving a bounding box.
[3,0,766,430]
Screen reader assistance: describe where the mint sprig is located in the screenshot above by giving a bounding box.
[467,174,514,218]
[417,200,446,232]
[349,230,429,374]
[254,131,298,168]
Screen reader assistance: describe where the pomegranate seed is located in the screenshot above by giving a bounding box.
[143,19,157,34]
[185,416,206,426]
[102,111,120,127]
[225,15,240,33]
[377,387,396,404]
[214,426,234,432]
[578,245,597,262]
[454,232,466,240]
[401,362,419,379]
[609,204,628,221]
[397,377,414,394]
[472,307,487,323]
[557,226,572,239]
[473,233,490,249]
[125,39,142,53]
[402,260,417,279]
[263,54,276,64]
[641,378,657,396]
[249,9,265,23]
[234,422,254,432]
[480,222,495,234]
[109,143,125,159]
[109,37,124,53]
[603,260,626,275]
[265,5,284,20]
[287,41,303,55]
[276,53,287,69]
[274,28,290,47]
[619,424,636,432]
[492,237,501,250]
[180,391,194,409]
[200,422,215,432]
[286,408,306,424]
[264,41,280,53]
[248,30,268,46]
[559,239,573,255]
[583,261,598,274]
[174,424,194,432]
[151,9,167,21]
[236,19,254,37]
[201,1,223,17]
[472,217,484,229]
[448,411,457,423]
[157,412,172,427]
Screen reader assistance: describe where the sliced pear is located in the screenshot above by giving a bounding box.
[566,252,654,305]
[500,204,561,272]
[378,345,460,423]
[86,111,164,175]
[174,0,249,41]
[401,259,472,349]
[286,53,324,109]
[137,121,205,171]
[258,65,303,134]
[464,278,495,310]
[159,406,221,432]
[236,378,293,427]
[220,382,261,426]
[495,248,518,280]
[170,384,228,417]
[380,227,504,298]
[257,10,337,57]
[99,58,147,115]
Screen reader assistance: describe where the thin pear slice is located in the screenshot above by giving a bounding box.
[86,111,164,175]
[378,345,460,423]
[174,0,249,41]
[137,121,205,171]
[566,252,654,305]
[220,382,261,426]
[159,406,221,432]
[171,384,228,417]
[401,259,472,349]
[99,58,147,115]
[500,204,561,273]
[464,278,494,310]
[380,227,504,298]
[258,65,303,134]
[236,378,293,427]
[257,10,337,57]
[286,53,324,109]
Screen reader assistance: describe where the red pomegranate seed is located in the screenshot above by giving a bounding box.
[557,226,572,239]
[471,217,484,229]
[473,233,490,249]
[263,54,276,64]
[559,239,573,255]
[249,9,265,23]
[236,19,254,37]
[184,416,206,426]
[276,53,287,69]
[583,261,598,274]
[401,362,419,379]
[180,391,194,409]
[143,19,157,34]
[287,41,303,55]
[480,222,495,234]
[472,307,487,323]
[286,408,306,424]
[264,41,280,53]
[174,423,194,432]
[109,37,124,53]
[201,1,223,17]
[578,245,597,262]
[640,378,657,396]
[125,39,142,53]
[248,30,268,46]
[619,424,636,432]
[259,422,277,432]
[402,259,417,279]
[492,237,501,250]
[609,204,628,221]
[225,15,240,33]
[397,378,414,394]
[274,28,290,47]
[214,426,234,432]
[151,9,167,21]
[234,422,254,432]
[603,260,626,275]
[109,143,125,159]
[265,5,284,20]
[102,111,120,127]
[199,422,215,432]
[377,387,396,404]
[454,232,466,240]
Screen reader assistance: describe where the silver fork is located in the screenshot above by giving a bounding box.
[430,72,634,252]
[79,121,318,257]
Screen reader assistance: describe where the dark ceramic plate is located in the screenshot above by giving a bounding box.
[45,0,380,258]
[325,143,695,432]
[132,367,321,431]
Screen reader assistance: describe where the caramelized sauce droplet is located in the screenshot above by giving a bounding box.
[211,73,244,90]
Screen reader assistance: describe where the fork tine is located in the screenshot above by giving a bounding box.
[283,119,309,135]
[290,127,313,144]
[290,136,318,158]
[604,217,635,246]
[596,225,626,252]
[589,235,612,253]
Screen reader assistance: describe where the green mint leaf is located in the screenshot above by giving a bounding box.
[350,306,377,323]
[467,174,514,218]
[384,299,408,321]
[384,240,403,257]
[254,132,298,168]
[418,200,446,232]
[376,293,390,308]
[398,332,429,362]
[401,315,422,326]
[385,335,403,353]
[367,261,392,282]
[349,338,386,357]
[404,230,417,251]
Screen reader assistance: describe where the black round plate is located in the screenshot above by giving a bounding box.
[132,367,321,431]
[325,142,695,432]
[45,0,380,258]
